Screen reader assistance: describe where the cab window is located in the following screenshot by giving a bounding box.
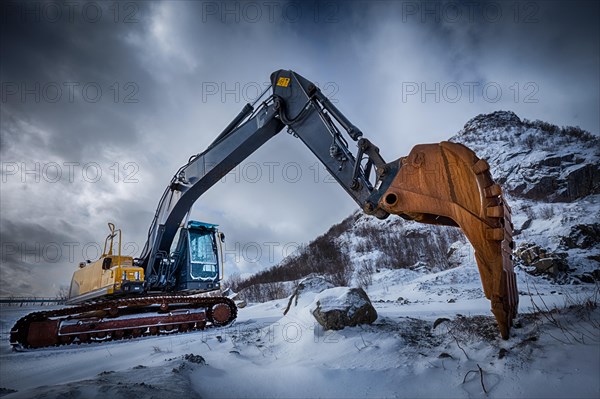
[188,231,218,279]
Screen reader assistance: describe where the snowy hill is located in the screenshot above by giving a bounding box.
[450,111,599,281]
[233,111,600,301]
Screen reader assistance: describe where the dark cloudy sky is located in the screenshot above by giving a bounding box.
[1,0,598,296]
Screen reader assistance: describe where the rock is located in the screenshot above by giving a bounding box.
[498,348,508,359]
[514,218,532,235]
[311,287,377,330]
[515,243,568,277]
[515,243,546,265]
[566,164,600,200]
[514,162,600,202]
[283,275,335,315]
[531,258,562,275]
[577,274,595,284]
[446,241,468,268]
[396,296,410,305]
[432,318,451,330]
[538,154,575,167]
[183,354,206,365]
[575,270,600,284]
[588,255,600,263]
[236,300,247,309]
[560,224,600,249]
[460,111,522,135]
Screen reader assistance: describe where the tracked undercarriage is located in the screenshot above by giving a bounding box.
[10,296,237,349]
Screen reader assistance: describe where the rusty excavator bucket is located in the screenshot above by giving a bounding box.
[377,141,518,339]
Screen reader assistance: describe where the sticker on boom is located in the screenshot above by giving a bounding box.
[276,77,291,87]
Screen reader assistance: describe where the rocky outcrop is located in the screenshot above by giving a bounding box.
[455,110,600,203]
[515,243,568,277]
[311,287,377,330]
[566,164,599,200]
[506,160,600,203]
[560,224,600,250]
[460,110,523,135]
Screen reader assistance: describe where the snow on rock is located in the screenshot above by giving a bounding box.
[282,276,378,331]
[452,110,600,203]
[311,287,377,330]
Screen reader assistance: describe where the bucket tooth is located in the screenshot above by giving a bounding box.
[486,205,504,218]
[473,159,490,174]
[486,227,505,241]
[484,184,502,198]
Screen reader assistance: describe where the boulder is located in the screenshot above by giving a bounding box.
[531,258,567,276]
[311,287,377,330]
[515,243,546,265]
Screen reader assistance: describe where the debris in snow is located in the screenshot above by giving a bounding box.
[433,318,451,330]
[284,275,335,315]
[236,300,248,308]
[183,354,206,365]
[311,287,377,330]
[498,348,509,359]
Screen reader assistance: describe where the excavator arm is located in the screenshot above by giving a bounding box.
[139,70,518,339]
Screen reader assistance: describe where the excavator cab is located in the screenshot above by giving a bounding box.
[173,221,223,292]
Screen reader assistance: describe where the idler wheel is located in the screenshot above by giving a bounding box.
[209,303,232,326]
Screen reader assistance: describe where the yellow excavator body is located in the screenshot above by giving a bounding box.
[67,223,145,304]
[67,255,144,304]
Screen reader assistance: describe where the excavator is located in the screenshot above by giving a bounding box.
[10,70,518,349]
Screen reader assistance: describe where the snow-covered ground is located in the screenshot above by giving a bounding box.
[1,265,598,398]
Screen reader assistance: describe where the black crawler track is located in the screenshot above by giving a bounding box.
[10,295,237,349]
